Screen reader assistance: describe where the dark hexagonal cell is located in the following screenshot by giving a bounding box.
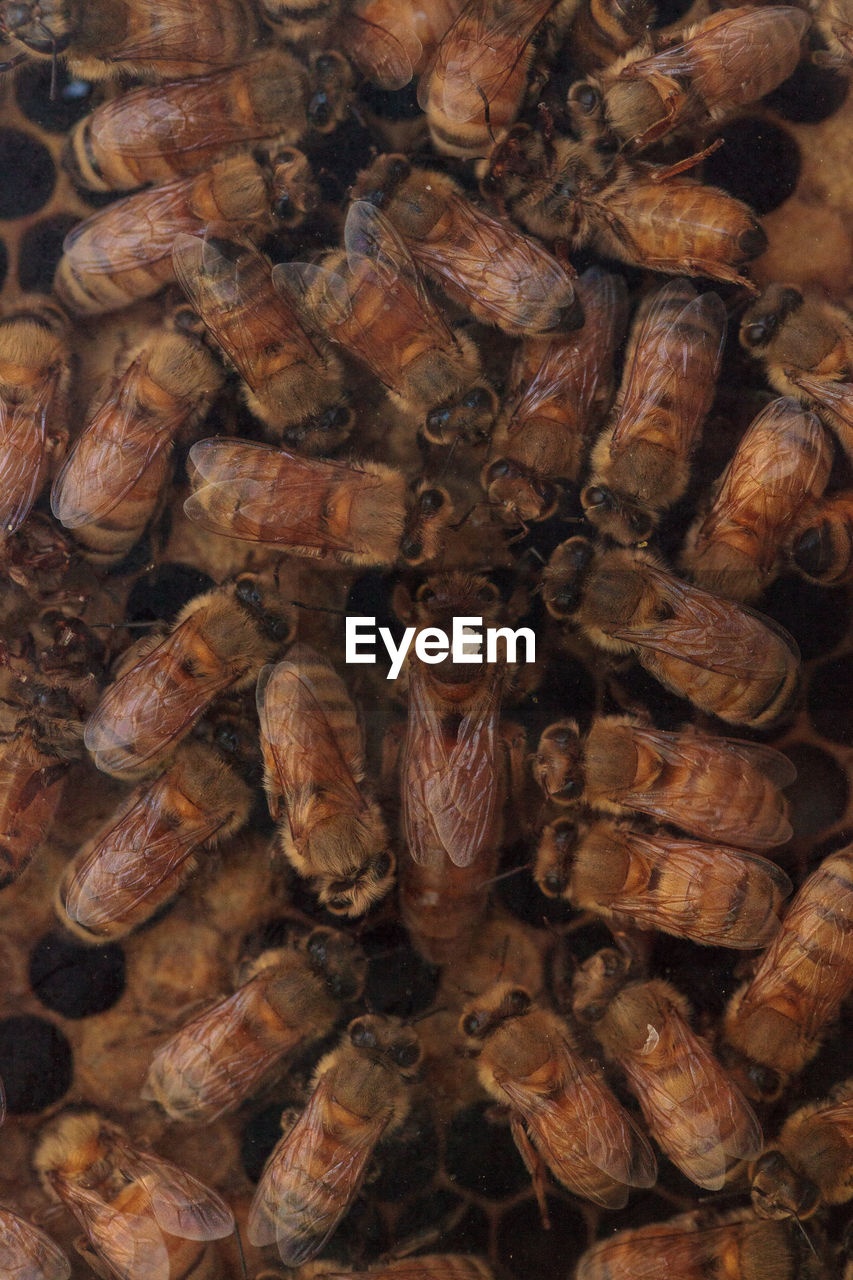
[370,1102,439,1202]
[15,64,96,132]
[808,654,853,745]
[362,921,440,1018]
[446,1100,530,1200]
[496,840,576,927]
[125,562,216,625]
[764,59,850,124]
[29,931,125,1019]
[0,129,55,218]
[704,117,801,215]
[498,1193,586,1279]
[761,575,851,663]
[394,1188,488,1251]
[783,743,849,840]
[18,214,80,294]
[240,1099,295,1183]
[0,1015,72,1113]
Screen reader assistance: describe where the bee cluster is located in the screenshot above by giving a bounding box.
[0,1,851,1278]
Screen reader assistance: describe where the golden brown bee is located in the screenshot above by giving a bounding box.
[173,233,353,454]
[740,284,853,457]
[582,278,726,545]
[290,1257,493,1280]
[533,715,795,850]
[350,154,583,336]
[535,816,791,947]
[57,739,251,942]
[257,644,394,917]
[0,0,259,80]
[787,486,853,584]
[811,0,853,62]
[184,438,408,566]
[683,397,833,602]
[62,49,351,193]
[751,1078,853,1220]
[572,947,762,1189]
[143,927,367,1122]
[542,538,800,727]
[460,982,656,1211]
[483,267,627,527]
[568,7,809,153]
[248,1014,422,1266]
[0,300,70,536]
[398,482,457,566]
[259,0,342,45]
[723,841,853,1094]
[567,0,655,73]
[84,574,291,779]
[0,1205,71,1279]
[54,153,288,316]
[341,0,462,89]
[34,1110,234,1280]
[483,126,766,290]
[0,512,75,601]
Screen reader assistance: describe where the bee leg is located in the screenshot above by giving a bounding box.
[510,1113,552,1229]
[628,72,683,151]
[648,137,724,183]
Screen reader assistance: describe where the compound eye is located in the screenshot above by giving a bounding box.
[401,539,424,562]
[235,576,261,608]
[306,930,328,964]
[542,871,565,897]
[416,584,436,603]
[418,488,445,515]
[506,988,531,1016]
[574,82,601,114]
[741,319,774,347]
[328,895,352,914]
[583,486,612,510]
[487,459,511,481]
[308,91,332,129]
[393,1040,420,1069]
[350,1019,377,1049]
[477,581,499,604]
[582,1001,605,1022]
[462,1011,484,1038]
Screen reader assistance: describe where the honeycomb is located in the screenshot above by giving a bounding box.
[0,8,851,1280]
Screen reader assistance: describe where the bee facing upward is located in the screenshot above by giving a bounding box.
[751,1077,853,1221]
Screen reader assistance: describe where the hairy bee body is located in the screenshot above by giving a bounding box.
[787,485,853,583]
[566,0,655,72]
[751,1078,853,1220]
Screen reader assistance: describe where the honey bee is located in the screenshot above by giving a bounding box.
[568,7,809,153]
[184,438,407,566]
[751,1078,853,1221]
[582,278,726,545]
[0,1205,71,1280]
[542,539,800,727]
[143,927,367,1122]
[173,233,353,454]
[683,397,833,603]
[567,0,655,73]
[535,816,792,948]
[786,486,853,584]
[248,1014,422,1266]
[483,126,767,290]
[739,285,853,457]
[398,482,456,566]
[341,0,462,89]
[0,300,70,537]
[723,840,853,1093]
[350,154,583,336]
[287,1258,493,1280]
[54,152,288,316]
[571,947,762,1189]
[532,715,795,851]
[812,0,853,62]
[84,574,291,778]
[460,982,657,1211]
[34,1110,235,1280]
[259,0,342,45]
[483,267,627,527]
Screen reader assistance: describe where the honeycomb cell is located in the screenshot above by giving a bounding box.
[761,574,851,663]
[764,60,850,124]
[362,921,440,1018]
[497,1194,586,1280]
[359,80,421,120]
[0,1015,72,1112]
[14,63,95,132]
[0,129,55,218]
[783,743,849,840]
[29,930,126,1019]
[241,1100,296,1183]
[125,562,216,624]
[395,1189,487,1250]
[704,117,801,215]
[496,844,574,926]
[370,1102,439,1201]
[445,1101,530,1200]
[809,654,853,745]
[18,214,78,293]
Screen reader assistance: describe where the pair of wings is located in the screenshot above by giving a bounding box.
[0,366,61,535]
[63,179,205,273]
[98,0,252,65]
[0,1208,70,1280]
[343,3,427,89]
[575,1214,776,1280]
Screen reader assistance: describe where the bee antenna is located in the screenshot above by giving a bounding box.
[86,620,162,630]
[286,598,349,617]
[476,85,496,147]
[233,1221,248,1280]
[497,931,511,981]
[0,50,28,71]
[408,1004,448,1026]
[794,1213,819,1259]
[479,862,531,889]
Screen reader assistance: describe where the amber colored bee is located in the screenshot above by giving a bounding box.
[533,715,794,851]
[341,0,462,89]
[567,0,655,73]
[290,1257,493,1280]
[351,154,583,336]
[84,574,291,779]
[460,982,656,1211]
[542,538,800,727]
[257,645,394,917]
[723,841,853,1094]
[483,126,766,291]
[535,816,791,948]
[185,438,407,567]
[0,300,70,537]
[0,1204,71,1279]
[259,0,342,44]
[143,927,367,1122]
[568,7,809,153]
[173,233,353,454]
[751,1078,853,1221]
[812,0,853,62]
[572,947,762,1189]
[62,49,351,194]
[483,267,627,527]
[34,1110,234,1280]
[582,278,726,545]
[683,397,833,603]
[787,486,853,584]
[740,284,853,457]
[54,152,288,317]
[248,1014,422,1266]
[398,483,456,567]
[0,513,75,601]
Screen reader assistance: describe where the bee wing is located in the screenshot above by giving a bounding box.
[345,11,422,88]
[117,1148,235,1241]
[0,1207,71,1280]
[576,1218,773,1280]
[0,368,57,534]
[63,182,189,272]
[93,0,243,63]
[51,1178,169,1280]
[789,370,853,431]
[90,77,267,159]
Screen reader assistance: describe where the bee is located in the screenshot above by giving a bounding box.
[287,1259,493,1280]
[786,486,853,585]
[541,538,800,727]
[57,740,251,942]
[739,285,853,457]
[50,312,223,568]
[483,125,767,291]
[62,49,352,194]
[257,644,394,917]
[483,267,627,528]
[341,0,463,90]
[1,513,75,601]
[143,927,367,1122]
[172,233,353,454]
[398,482,457,566]
[248,1014,422,1266]
[34,1110,234,1280]
[568,7,809,153]
[184,438,407,567]
[54,152,288,317]
[259,0,342,45]
[567,0,655,73]
[350,154,583,336]
[535,816,792,948]
[0,300,70,537]
[0,1205,71,1280]
[751,1078,853,1221]
[571,947,762,1190]
[84,574,291,779]
[582,278,726,545]
[683,397,833,603]
[810,0,853,63]
[532,715,795,851]
[723,840,853,1094]
[460,983,656,1212]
